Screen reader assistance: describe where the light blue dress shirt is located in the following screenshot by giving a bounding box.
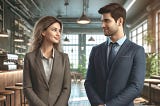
[106,36,127,59]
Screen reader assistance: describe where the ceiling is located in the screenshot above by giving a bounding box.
[5,0,152,33]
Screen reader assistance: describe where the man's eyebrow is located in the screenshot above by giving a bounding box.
[101,18,110,22]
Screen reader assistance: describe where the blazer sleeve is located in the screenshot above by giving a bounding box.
[84,47,105,105]
[55,54,71,106]
[23,54,47,106]
[106,46,146,106]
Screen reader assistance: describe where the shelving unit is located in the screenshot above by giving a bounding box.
[13,19,31,57]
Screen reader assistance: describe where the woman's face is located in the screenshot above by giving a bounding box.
[42,22,61,44]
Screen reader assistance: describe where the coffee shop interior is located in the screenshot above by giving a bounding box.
[0,0,160,105]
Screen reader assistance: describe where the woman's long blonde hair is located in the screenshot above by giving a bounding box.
[29,16,63,52]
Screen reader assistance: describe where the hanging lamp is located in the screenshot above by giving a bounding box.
[64,36,70,42]
[77,0,91,24]
[88,36,95,41]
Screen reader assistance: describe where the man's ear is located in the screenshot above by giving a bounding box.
[117,17,123,26]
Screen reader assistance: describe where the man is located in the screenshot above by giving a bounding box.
[84,3,146,106]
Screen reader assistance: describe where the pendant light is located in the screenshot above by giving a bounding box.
[77,0,91,24]
[88,36,95,41]
[64,36,70,42]
[0,0,9,37]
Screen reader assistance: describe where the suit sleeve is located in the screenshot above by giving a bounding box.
[55,54,71,106]
[84,47,105,105]
[106,46,146,106]
[23,54,47,106]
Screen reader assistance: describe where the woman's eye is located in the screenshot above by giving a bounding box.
[50,28,61,33]
[52,29,57,31]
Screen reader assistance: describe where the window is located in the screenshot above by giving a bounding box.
[129,20,149,53]
[62,34,106,69]
[63,34,79,69]
[86,34,106,68]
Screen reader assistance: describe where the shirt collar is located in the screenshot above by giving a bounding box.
[107,35,126,46]
[40,48,54,59]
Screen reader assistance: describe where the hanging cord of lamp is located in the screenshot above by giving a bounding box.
[0,0,9,37]
[77,0,91,24]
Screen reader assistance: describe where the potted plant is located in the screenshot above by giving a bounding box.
[78,54,86,78]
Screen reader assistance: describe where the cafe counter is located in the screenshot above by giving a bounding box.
[0,69,23,90]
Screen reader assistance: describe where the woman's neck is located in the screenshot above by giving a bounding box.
[41,42,54,58]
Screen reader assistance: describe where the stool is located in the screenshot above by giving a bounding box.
[0,90,14,106]
[15,83,27,106]
[15,83,23,87]
[0,95,6,106]
[5,86,23,106]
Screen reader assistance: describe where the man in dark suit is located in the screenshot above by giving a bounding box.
[84,3,146,106]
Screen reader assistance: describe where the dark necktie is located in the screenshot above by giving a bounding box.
[108,42,117,69]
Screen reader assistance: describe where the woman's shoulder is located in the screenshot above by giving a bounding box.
[25,49,39,58]
[57,51,68,58]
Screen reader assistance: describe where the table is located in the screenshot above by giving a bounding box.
[144,78,160,104]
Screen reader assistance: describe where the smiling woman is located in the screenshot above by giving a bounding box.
[23,16,71,106]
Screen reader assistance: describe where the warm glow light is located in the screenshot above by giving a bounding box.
[14,39,24,42]
[77,14,91,24]
[77,0,91,24]
[0,30,9,37]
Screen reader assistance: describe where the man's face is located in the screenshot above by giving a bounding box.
[101,13,119,37]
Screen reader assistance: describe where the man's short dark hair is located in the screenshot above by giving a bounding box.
[98,3,126,27]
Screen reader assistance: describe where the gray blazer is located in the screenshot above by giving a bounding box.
[23,49,71,106]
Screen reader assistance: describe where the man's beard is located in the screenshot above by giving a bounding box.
[104,29,117,37]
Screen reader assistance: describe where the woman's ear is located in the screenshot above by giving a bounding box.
[42,31,46,36]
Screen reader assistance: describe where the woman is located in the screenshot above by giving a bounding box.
[23,16,71,106]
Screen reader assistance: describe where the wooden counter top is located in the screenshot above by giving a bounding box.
[0,69,23,90]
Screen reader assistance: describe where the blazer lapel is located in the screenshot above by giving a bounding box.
[99,42,109,78]
[108,39,131,77]
[48,49,61,85]
[35,49,49,87]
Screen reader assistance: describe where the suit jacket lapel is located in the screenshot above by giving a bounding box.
[115,39,131,61]
[108,39,131,77]
[35,49,49,87]
[48,49,61,85]
[99,42,109,78]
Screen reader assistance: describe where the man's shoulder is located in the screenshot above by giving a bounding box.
[126,39,144,52]
[93,41,106,49]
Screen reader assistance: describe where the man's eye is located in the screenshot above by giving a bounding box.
[102,19,110,23]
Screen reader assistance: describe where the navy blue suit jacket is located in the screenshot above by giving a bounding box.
[84,39,146,106]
